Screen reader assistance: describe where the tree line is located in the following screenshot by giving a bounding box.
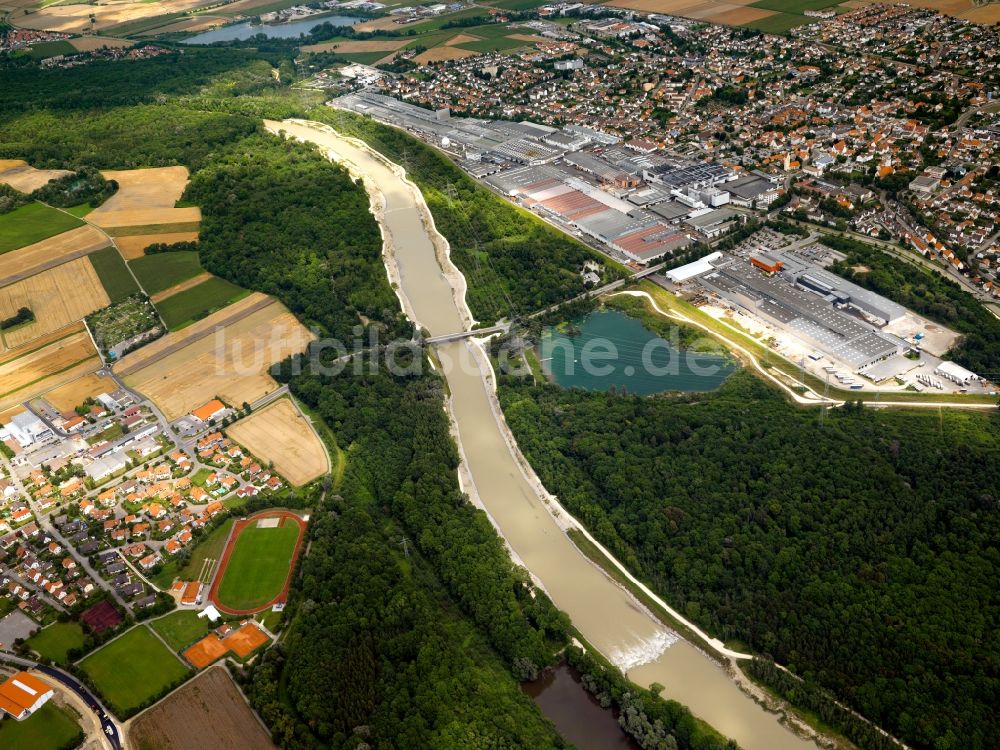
[498,369,1000,750]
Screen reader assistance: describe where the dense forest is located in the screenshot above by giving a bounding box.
[312,108,627,324]
[244,350,739,750]
[823,234,1000,375]
[186,134,411,341]
[499,370,999,750]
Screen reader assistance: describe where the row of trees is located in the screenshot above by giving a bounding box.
[498,370,1000,750]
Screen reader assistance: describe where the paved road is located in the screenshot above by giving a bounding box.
[0,453,129,611]
[0,651,121,750]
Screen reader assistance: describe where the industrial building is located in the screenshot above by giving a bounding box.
[699,255,905,370]
[0,671,53,720]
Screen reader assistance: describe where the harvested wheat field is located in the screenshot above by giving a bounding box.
[0,258,109,348]
[302,38,408,53]
[0,159,72,193]
[0,328,99,408]
[40,372,118,412]
[229,398,328,486]
[136,15,224,34]
[0,225,110,288]
[87,167,201,231]
[13,0,215,33]
[116,292,270,374]
[69,36,135,52]
[506,32,548,42]
[414,46,478,64]
[128,667,276,750]
[121,297,313,420]
[445,32,482,44]
[959,3,1000,21]
[115,232,199,260]
[704,5,777,23]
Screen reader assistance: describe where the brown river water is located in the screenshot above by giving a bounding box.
[266,119,816,750]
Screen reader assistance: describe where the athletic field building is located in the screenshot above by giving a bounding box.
[0,672,53,720]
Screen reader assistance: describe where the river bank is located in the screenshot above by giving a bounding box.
[266,117,818,750]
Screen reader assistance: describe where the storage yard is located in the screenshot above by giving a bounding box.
[666,236,988,394]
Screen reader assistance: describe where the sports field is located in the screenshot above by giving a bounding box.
[152,517,234,589]
[0,701,81,750]
[212,512,306,613]
[149,609,212,652]
[0,202,84,254]
[80,625,190,717]
[155,276,249,331]
[227,398,329,486]
[89,245,140,302]
[130,251,203,296]
[0,256,110,348]
[25,621,86,663]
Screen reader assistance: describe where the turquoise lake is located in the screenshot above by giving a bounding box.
[540,309,736,395]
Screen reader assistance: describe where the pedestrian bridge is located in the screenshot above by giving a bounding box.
[424,324,508,344]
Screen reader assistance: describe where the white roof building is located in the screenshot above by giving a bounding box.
[934,361,979,385]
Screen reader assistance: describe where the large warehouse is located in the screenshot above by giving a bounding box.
[700,256,905,370]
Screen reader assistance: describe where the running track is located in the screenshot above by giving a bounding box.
[207,510,307,616]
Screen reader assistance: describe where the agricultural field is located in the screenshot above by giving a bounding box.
[129,251,204,296]
[39,371,117,412]
[115,231,199,260]
[228,398,329,486]
[0,326,100,410]
[120,296,312,419]
[155,276,248,330]
[212,513,305,613]
[0,158,71,193]
[68,36,135,52]
[0,258,109,348]
[86,166,201,233]
[301,38,409,54]
[0,700,82,750]
[79,625,190,717]
[149,610,212,652]
[89,246,140,302]
[603,0,851,29]
[0,225,111,289]
[0,202,84,255]
[11,0,217,34]
[127,667,277,750]
[25,621,86,663]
